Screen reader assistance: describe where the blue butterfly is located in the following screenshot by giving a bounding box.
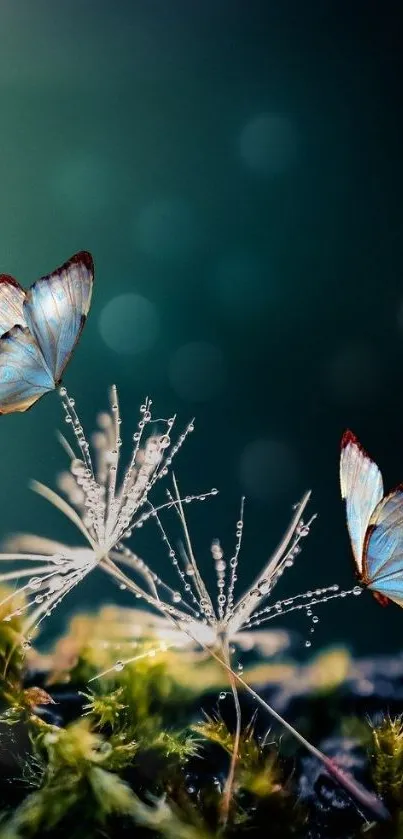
[340,430,403,608]
[0,251,93,414]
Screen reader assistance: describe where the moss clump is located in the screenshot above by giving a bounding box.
[371,716,403,806]
[0,719,139,839]
[192,714,307,834]
[1,596,402,839]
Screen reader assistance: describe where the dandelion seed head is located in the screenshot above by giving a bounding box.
[0,387,349,678]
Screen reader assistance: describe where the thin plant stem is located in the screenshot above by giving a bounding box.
[89,569,390,823]
[219,639,242,826]
[205,647,390,822]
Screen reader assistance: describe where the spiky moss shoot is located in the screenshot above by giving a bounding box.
[193,714,307,832]
[371,715,403,808]
[79,645,203,742]
[0,719,139,839]
[350,715,403,839]
[82,685,197,780]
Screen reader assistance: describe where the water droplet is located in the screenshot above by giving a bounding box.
[114,660,124,672]
[218,691,226,700]
[258,579,271,595]
[28,577,42,591]
[312,615,319,624]
[298,524,310,537]
[305,640,311,648]
[59,386,67,397]
[172,592,182,603]
[353,586,362,596]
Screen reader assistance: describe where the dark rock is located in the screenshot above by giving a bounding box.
[298,737,373,838]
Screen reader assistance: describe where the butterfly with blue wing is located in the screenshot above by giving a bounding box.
[0,251,93,414]
[340,429,403,608]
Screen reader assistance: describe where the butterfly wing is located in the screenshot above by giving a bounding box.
[340,430,384,574]
[0,275,26,336]
[0,326,55,414]
[23,251,94,384]
[363,488,403,606]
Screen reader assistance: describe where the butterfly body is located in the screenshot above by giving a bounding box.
[340,430,403,608]
[0,252,93,414]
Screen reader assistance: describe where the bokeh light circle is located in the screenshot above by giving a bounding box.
[238,113,298,176]
[168,341,226,402]
[99,294,159,355]
[135,198,199,260]
[239,439,298,502]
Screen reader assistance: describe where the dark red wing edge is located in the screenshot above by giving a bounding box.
[1,252,94,292]
[341,429,372,459]
[65,251,94,273]
[0,273,24,291]
[40,250,94,280]
[372,591,390,607]
[341,429,358,448]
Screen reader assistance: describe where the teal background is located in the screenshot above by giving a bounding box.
[0,0,402,654]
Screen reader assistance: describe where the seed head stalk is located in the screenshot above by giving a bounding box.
[198,642,390,823]
[218,638,242,826]
[0,388,389,822]
[94,558,389,823]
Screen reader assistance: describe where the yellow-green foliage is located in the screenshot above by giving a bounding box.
[128,795,214,839]
[244,647,351,700]
[358,716,403,839]
[82,682,197,772]
[0,719,138,839]
[194,715,284,799]
[0,586,27,703]
[372,716,403,807]
[43,605,228,698]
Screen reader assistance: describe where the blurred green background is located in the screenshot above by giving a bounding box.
[0,0,402,655]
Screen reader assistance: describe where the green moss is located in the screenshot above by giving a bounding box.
[0,587,28,705]
[371,716,403,807]
[193,714,307,833]
[3,600,402,839]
